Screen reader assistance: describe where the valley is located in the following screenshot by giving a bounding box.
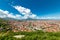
[0,19,60,40]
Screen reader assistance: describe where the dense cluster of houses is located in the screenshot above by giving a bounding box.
[8,20,60,32]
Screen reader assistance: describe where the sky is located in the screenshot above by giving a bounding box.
[0,0,60,19]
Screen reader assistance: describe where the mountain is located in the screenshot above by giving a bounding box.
[0,17,18,21]
[0,17,60,21]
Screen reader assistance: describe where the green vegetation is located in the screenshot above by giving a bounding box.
[0,31,60,40]
[0,19,12,32]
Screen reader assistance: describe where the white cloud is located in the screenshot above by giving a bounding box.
[29,14,37,19]
[13,6,38,19]
[1,6,59,19]
[0,8,39,19]
[0,9,22,19]
[38,17,60,19]
[14,6,31,15]
[0,6,39,19]
[0,9,60,19]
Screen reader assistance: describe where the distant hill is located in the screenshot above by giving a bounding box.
[0,17,60,21]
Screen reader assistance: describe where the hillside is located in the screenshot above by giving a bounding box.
[0,19,60,40]
[0,19,60,32]
[0,19,12,32]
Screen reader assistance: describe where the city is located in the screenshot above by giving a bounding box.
[8,20,60,32]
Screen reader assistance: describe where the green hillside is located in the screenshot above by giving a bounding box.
[0,19,12,32]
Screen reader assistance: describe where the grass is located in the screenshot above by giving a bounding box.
[0,30,60,40]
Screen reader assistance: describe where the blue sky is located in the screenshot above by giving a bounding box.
[0,0,60,19]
